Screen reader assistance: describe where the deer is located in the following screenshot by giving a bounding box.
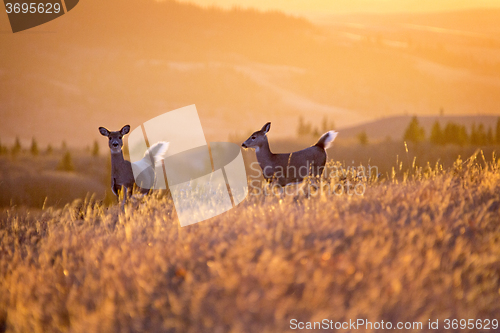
[99,125,169,205]
[241,122,338,192]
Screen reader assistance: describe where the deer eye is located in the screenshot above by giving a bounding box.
[251,136,256,140]
[109,137,112,140]
[119,136,122,139]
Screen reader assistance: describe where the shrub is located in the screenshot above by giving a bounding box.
[92,140,99,157]
[357,130,368,145]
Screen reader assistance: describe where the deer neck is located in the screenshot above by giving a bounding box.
[111,151,126,172]
[255,139,274,165]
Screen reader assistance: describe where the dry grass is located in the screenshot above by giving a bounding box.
[1,152,500,332]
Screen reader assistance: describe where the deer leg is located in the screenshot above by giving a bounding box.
[119,186,128,212]
[309,177,321,198]
[137,185,150,199]
[266,179,282,198]
[262,180,271,197]
[295,177,314,199]
[112,178,120,202]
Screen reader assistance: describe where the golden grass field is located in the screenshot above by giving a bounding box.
[2,1,500,331]
[1,151,499,332]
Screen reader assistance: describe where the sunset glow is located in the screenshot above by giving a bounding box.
[174,0,500,16]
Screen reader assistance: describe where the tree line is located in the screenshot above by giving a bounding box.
[404,116,500,146]
[0,138,102,172]
[297,116,335,137]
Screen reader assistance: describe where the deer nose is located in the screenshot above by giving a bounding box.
[241,143,247,148]
[112,143,119,148]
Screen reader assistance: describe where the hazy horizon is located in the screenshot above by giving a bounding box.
[1,0,499,147]
[172,0,500,17]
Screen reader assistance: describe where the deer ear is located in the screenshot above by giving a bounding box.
[261,122,271,134]
[120,125,130,135]
[99,127,110,136]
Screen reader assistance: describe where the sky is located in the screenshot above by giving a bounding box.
[173,0,500,17]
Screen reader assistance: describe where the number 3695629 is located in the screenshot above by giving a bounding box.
[5,2,62,14]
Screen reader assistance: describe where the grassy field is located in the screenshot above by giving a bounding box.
[1,151,499,332]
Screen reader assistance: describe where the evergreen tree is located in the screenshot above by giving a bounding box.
[357,131,368,145]
[321,116,328,133]
[457,125,468,146]
[321,116,335,133]
[443,122,468,146]
[92,140,99,157]
[486,127,494,145]
[30,137,39,156]
[297,116,306,136]
[46,144,53,155]
[297,116,312,137]
[496,117,500,144]
[57,151,74,171]
[443,123,454,144]
[470,123,479,145]
[476,124,487,145]
[11,137,21,156]
[403,116,425,143]
[429,121,444,145]
[62,140,67,150]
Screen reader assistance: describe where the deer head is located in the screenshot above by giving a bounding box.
[241,122,271,150]
[99,125,130,154]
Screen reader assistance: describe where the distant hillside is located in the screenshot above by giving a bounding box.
[1,0,316,64]
[1,2,500,147]
[337,115,500,143]
[319,8,500,35]
[0,0,323,147]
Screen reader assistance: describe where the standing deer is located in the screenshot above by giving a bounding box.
[99,125,169,204]
[241,122,338,187]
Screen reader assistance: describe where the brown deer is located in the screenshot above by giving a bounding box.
[242,122,337,187]
[99,125,169,204]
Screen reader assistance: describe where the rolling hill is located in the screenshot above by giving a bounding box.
[0,1,499,148]
[337,115,500,143]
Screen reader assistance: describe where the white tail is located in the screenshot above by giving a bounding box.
[131,141,169,179]
[131,141,169,192]
[141,141,170,166]
[315,130,338,150]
